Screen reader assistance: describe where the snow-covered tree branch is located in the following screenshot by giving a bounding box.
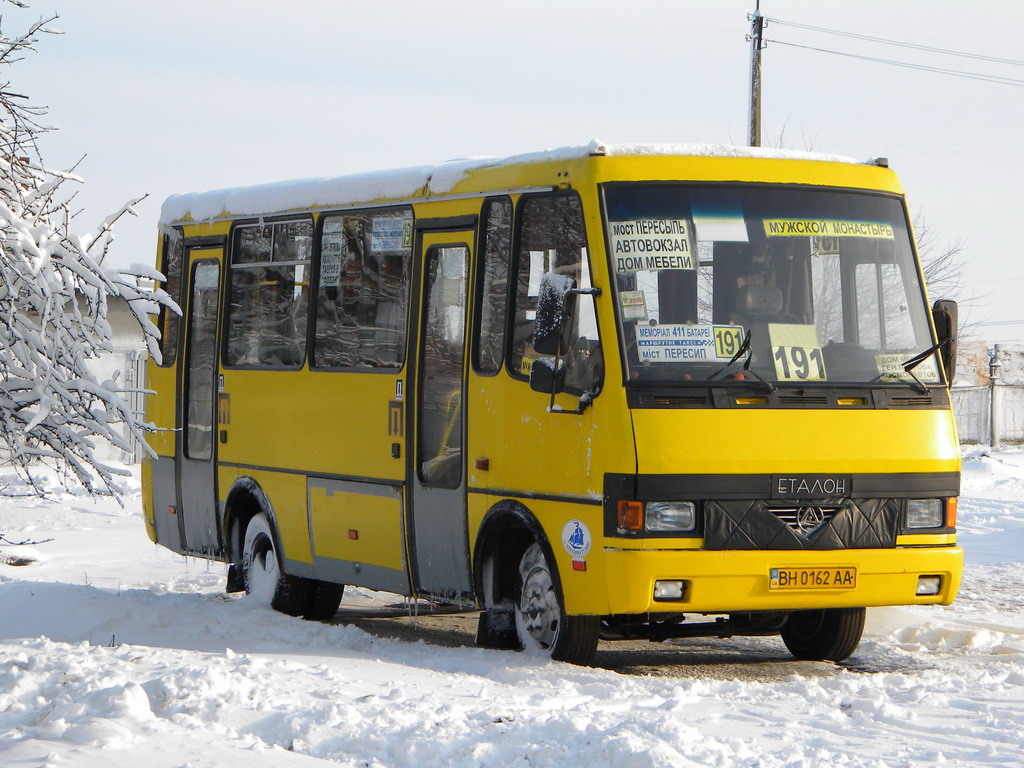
[0,1,178,498]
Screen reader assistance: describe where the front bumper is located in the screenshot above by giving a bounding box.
[599,544,962,615]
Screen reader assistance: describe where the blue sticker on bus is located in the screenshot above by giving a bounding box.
[561,519,592,558]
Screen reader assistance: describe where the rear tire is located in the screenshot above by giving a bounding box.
[514,542,599,665]
[781,607,866,662]
[303,579,344,621]
[241,513,309,617]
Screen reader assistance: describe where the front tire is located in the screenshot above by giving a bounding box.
[781,607,866,662]
[514,542,599,665]
[241,513,309,617]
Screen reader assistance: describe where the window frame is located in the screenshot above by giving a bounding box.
[183,258,221,461]
[598,180,933,390]
[472,195,514,377]
[505,189,604,395]
[222,214,314,371]
[309,204,415,373]
[416,242,471,488]
[155,227,185,368]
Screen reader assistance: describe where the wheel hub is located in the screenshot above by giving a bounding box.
[518,558,560,650]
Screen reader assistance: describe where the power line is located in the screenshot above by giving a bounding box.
[765,39,1024,88]
[765,17,1024,68]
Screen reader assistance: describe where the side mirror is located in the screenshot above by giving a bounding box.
[532,273,577,356]
[530,358,566,395]
[932,298,958,384]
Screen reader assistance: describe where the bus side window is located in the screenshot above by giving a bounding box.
[473,197,512,375]
[509,193,602,394]
[312,208,412,370]
[225,220,312,368]
[156,229,184,366]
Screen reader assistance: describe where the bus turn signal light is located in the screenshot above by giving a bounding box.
[617,501,644,532]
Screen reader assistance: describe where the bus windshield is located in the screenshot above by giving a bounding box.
[603,183,941,387]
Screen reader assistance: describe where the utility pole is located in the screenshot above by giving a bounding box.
[990,350,1002,447]
[747,1,765,147]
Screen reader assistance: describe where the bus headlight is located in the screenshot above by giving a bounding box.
[645,502,697,533]
[907,498,944,528]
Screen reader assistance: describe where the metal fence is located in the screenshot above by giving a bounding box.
[952,384,1024,445]
[89,348,149,463]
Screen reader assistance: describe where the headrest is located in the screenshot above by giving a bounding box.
[735,284,784,315]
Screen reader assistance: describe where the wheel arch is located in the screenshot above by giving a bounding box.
[472,499,566,611]
[223,477,280,565]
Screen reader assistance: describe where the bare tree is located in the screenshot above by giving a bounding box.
[915,215,967,296]
[1,2,176,499]
[914,214,976,339]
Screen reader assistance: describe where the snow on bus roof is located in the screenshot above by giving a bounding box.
[159,140,861,224]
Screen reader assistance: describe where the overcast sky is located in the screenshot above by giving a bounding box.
[12,0,1022,342]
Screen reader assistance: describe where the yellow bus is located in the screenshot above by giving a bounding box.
[143,143,962,665]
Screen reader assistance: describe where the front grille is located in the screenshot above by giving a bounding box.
[636,394,710,407]
[890,395,934,407]
[767,505,841,537]
[777,395,830,407]
[702,498,901,550]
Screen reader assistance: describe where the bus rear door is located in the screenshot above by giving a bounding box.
[176,247,223,556]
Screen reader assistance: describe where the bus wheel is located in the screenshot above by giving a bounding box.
[303,580,344,621]
[514,542,599,665]
[241,513,308,617]
[780,607,866,662]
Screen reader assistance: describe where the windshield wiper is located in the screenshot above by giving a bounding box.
[902,338,950,372]
[708,329,750,380]
[902,338,954,393]
[707,329,777,394]
[728,329,752,366]
[740,351,779,394]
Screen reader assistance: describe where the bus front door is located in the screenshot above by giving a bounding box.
[408,236,473,603]
[176,252,222,557]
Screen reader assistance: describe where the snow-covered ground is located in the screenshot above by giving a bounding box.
[2,450,1023,768]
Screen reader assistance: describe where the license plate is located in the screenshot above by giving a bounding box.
[769,566,857,590]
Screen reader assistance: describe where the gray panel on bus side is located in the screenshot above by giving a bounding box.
[149,455,182,553]
[305,477,412,596]
[291,556,412,597]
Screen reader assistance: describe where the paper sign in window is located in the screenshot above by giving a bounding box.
[635,324,738,363]
[610,219,696,272]
[769,324,827,381]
